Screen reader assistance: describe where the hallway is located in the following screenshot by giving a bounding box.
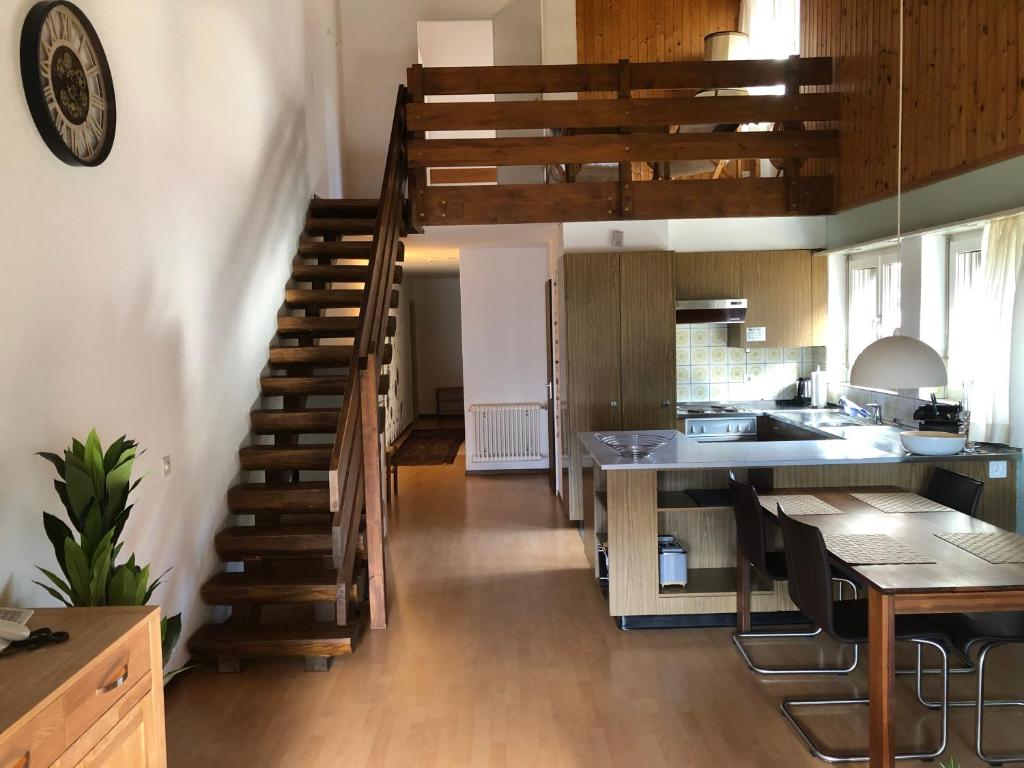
[165,460,1017,767]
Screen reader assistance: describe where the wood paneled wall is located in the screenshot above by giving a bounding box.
[801,0,1024,210]
[575,0,741,66]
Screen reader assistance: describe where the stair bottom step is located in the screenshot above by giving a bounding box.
[188,621,357,660]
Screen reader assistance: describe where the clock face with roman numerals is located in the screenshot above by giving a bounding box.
[20,1,116,166]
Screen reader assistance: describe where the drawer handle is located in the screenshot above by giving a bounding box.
[97,664,129,694]
[4,753,29,768]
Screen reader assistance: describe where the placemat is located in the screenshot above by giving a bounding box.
[823,534,936,565]
[935,532,1024,564]
[758,494,845,516]
[850,492,958,514]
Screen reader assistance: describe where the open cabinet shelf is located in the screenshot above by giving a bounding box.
[659,567,774,598]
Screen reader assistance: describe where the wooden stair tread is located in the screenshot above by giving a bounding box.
[291,263,402,284]
[228,482,330,513]
[308,198,378,218]
[296,241,372,260]
[285,288,364,308]
[260,375,348,396]
[215,525,332,558]
[277,315,397,339]
[239,445,333,471]
[188,621,355,659]
[201,571,338,603]
[305,218,376,236]
[251,408,341,434]
[268,346,353,368]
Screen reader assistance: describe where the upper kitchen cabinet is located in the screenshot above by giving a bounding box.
[673,250,827,348]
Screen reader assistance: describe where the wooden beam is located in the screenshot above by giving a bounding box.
[415,58,834,96]
[407,93,841,132]
[408,130,839,167]
[428,166,498,184]
[420,176,833,225]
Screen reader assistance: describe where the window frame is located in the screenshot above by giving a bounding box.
[846,246,901,371]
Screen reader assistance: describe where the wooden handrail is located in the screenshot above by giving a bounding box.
[414,57,834,96]
[406,56,838,225]
[328,85,408,631]
[407,93,840,132]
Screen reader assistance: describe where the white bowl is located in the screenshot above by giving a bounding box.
[899,430,966,456]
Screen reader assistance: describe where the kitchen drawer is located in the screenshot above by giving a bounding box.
[61,624,151,746]
[0,700,66,768]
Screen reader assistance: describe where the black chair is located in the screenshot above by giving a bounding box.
[916,612,1024,764]
[777,508,952,762]
[730,477,859,676]
[926,467,984,517]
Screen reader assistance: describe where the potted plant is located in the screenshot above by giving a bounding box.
[34,429,182,670]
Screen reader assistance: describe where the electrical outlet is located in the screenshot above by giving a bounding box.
[989,460,1008,479]
[162,455,172,477]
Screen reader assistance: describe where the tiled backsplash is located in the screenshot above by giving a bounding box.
[676,323,826,402]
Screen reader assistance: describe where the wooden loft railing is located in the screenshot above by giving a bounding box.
[405,56,839,226]
[328,85,408,631]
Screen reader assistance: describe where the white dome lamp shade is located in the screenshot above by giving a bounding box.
[849,333,948,390]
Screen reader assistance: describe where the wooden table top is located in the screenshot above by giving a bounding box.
[761,486,1024,596]
[0,606,155,734]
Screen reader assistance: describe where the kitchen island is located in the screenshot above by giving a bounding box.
[575,410,1022,626]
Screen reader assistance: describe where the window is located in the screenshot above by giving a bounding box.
[945,230,985,398]
[847,249,901,370]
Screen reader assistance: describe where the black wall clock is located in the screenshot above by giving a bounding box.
[20,1,116,166]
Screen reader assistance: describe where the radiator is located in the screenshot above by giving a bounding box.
[468,403,546,463]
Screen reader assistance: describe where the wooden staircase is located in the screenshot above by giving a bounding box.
[189,86,411,670]
[188,195,401,670]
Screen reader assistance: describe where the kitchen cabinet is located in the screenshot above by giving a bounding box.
[562,251,675,520]
[673,250,827,348]
[0,607,166,768]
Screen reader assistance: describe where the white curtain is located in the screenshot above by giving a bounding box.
[970,213,1024,444]
[739,0,800,60]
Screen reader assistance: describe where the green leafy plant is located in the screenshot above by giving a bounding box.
[34,429,182,668]
[939,759,962,768]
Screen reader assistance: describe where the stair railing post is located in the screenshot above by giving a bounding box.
[617,59,633,218]
[358,352,388,629]
[407,64,427,232]
[783,54,803,213]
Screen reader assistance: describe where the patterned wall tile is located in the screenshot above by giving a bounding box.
[674,323,826,402]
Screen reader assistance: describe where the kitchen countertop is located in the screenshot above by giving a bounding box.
[580,406,1021,471]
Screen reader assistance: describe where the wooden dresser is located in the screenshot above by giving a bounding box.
[0,607,166,768]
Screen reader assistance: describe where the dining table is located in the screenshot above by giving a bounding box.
[740,485,1024,768]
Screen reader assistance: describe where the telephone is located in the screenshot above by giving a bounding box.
[0,608,34,650]
[0,619,30,643]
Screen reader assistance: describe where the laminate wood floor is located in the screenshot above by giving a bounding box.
[166,459,1024,767]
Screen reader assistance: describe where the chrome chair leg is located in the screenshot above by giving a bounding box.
[975,641,1024,765]
[780,638,949,763]
[733,578,860,676]
[912,640,1020,712]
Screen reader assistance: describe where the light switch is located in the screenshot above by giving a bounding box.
[989,460,1007,479]
[162,455,172,476]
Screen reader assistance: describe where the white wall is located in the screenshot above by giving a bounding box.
[408,277,464,414]
[541,0,577,65]
[562,217,827,253]
[460,246,550,471]
[385,287,415,443]
[338,0,517,196]
[0,0,343,669]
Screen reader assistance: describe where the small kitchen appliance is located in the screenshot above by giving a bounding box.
[658,535,688,587]
[795,377,812,406]
[913,394,964,434]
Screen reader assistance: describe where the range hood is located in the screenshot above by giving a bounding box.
[675,299,747,324]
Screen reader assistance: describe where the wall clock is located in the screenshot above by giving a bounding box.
[20,1,116,166]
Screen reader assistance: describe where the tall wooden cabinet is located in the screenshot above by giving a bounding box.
[563,251,675,521]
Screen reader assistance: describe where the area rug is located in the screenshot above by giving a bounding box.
[395,429,464,465]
